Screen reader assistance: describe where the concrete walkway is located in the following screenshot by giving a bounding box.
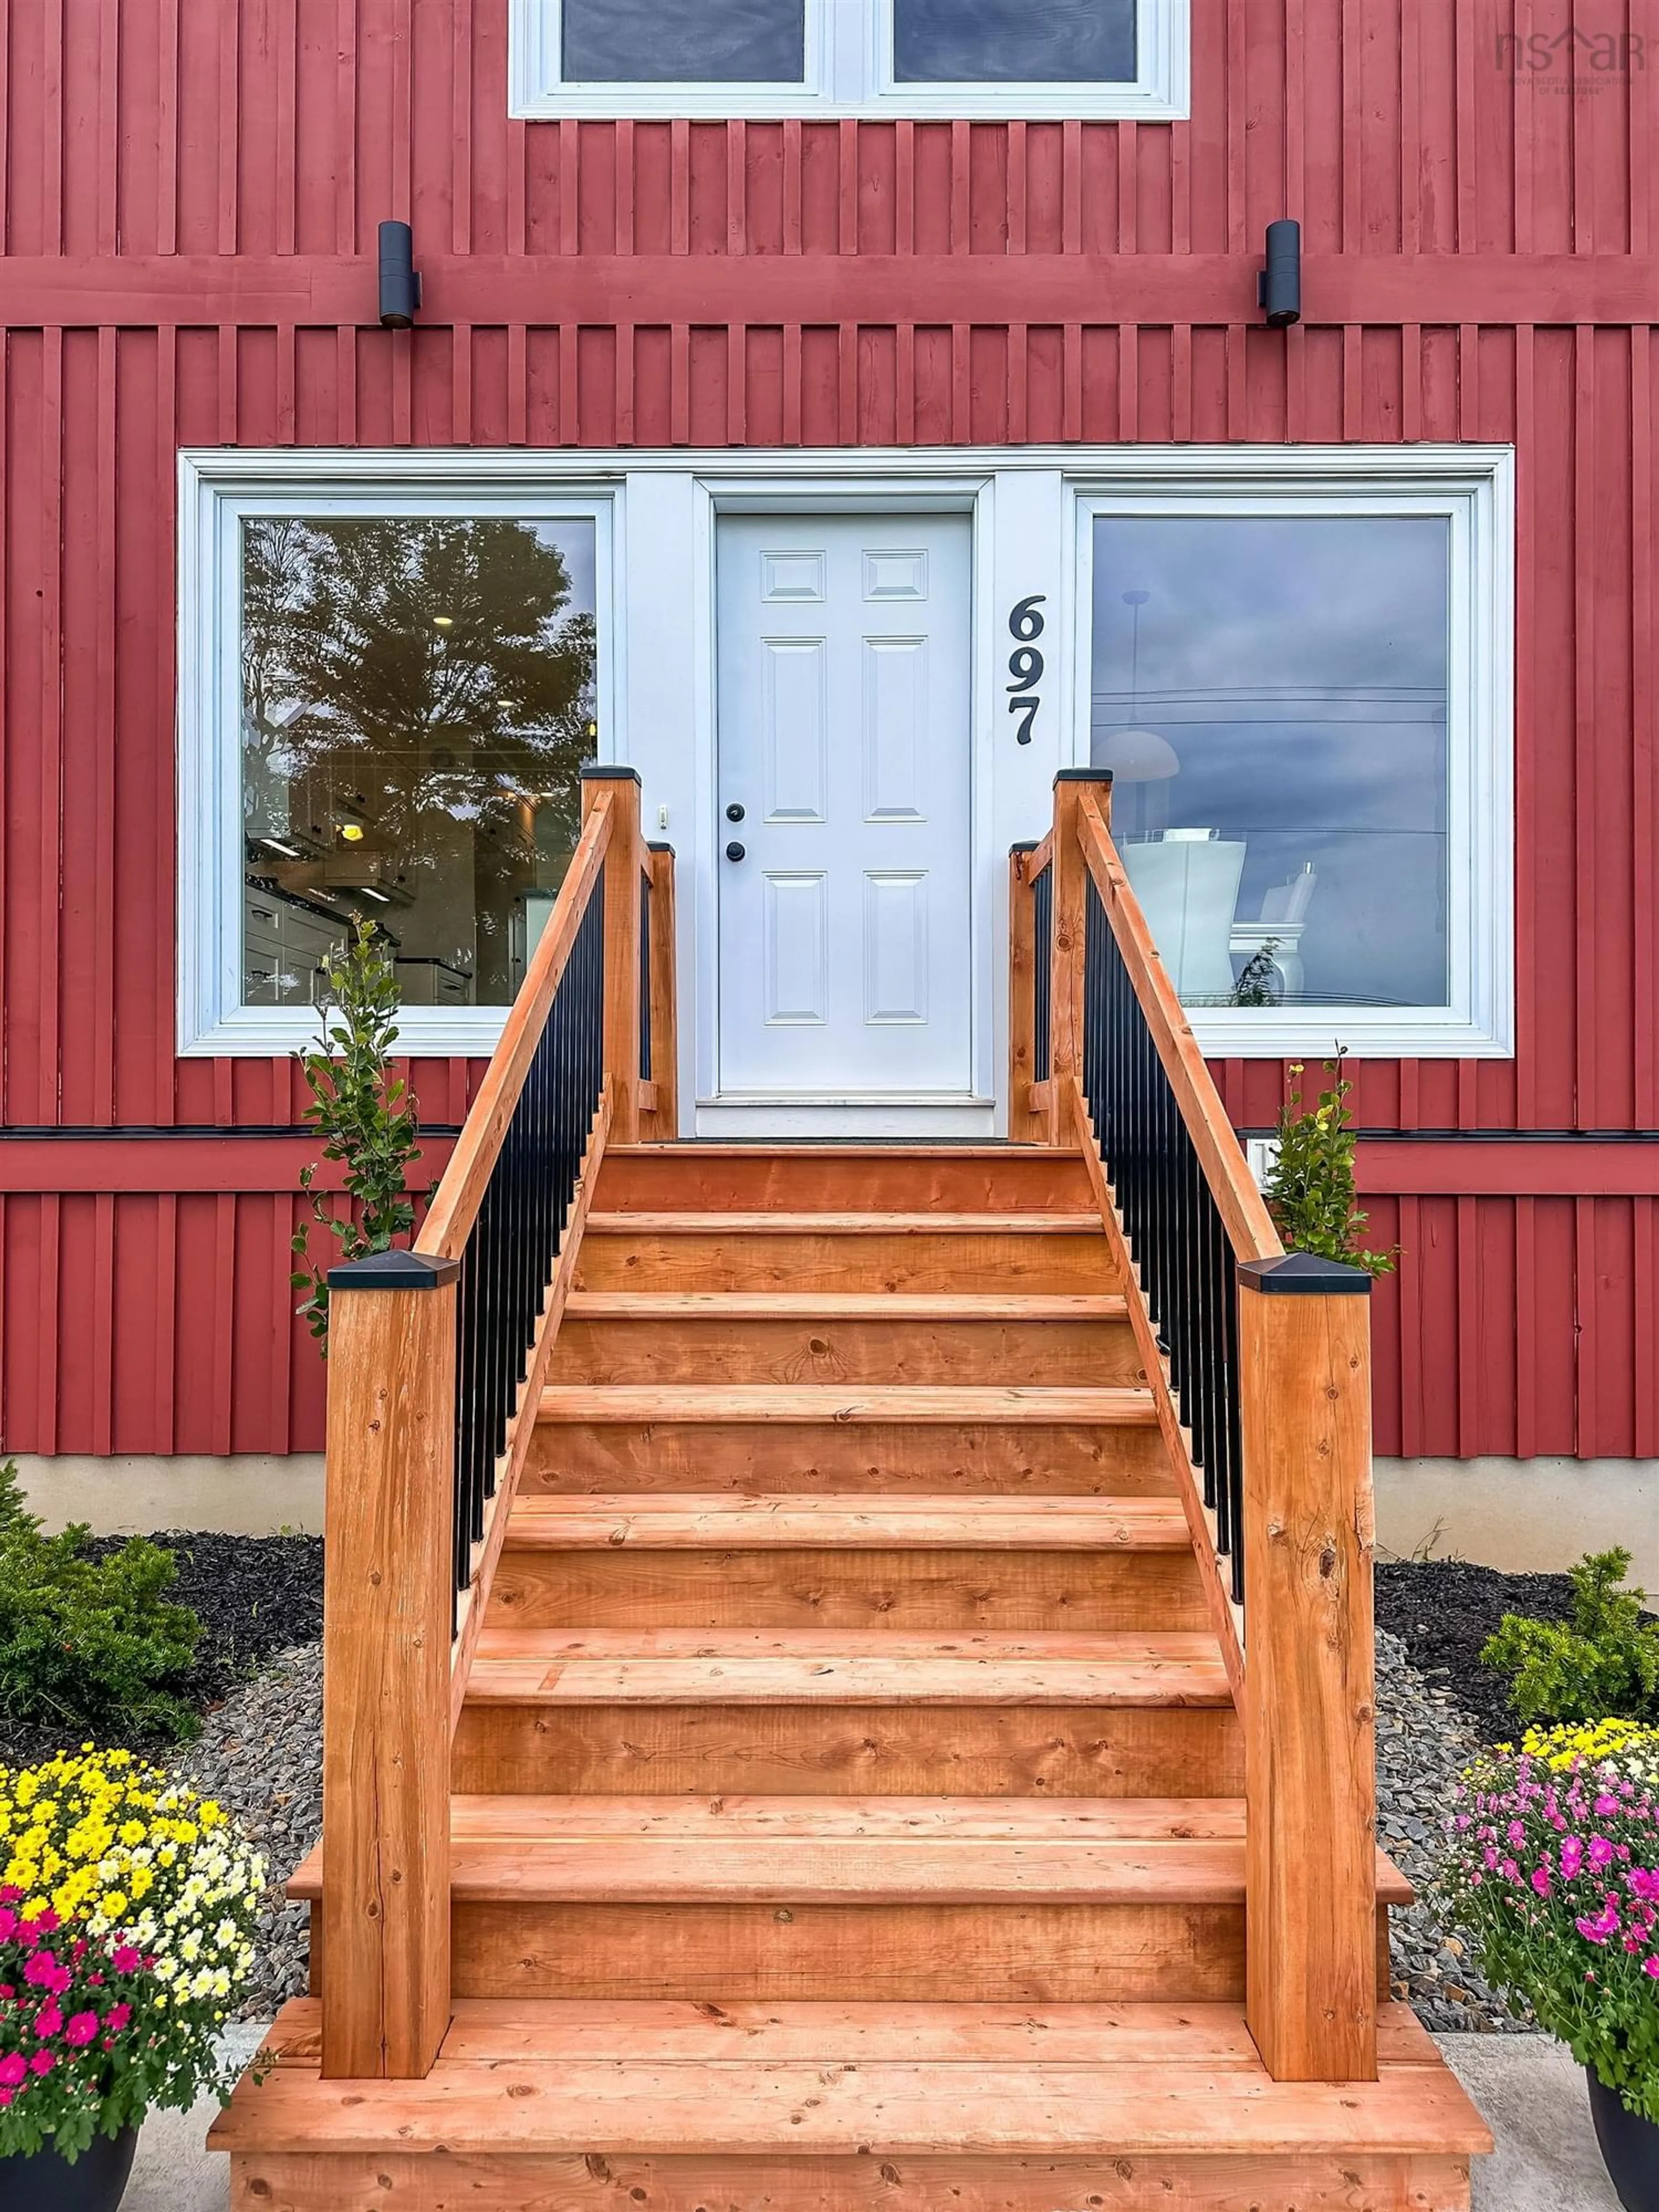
[1437,2033,1623,2212]
[121,2027,1622,2212]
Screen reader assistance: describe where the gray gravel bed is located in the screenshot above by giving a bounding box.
[1376,1625,1527,2033]
[160,1627,1529,2035]
[168,1641,321,2020]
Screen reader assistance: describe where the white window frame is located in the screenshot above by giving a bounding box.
[1069,447,1515,1060]
[176,452,620,1058]
[509,0,1189,121]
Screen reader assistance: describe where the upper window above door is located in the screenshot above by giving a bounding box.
[509,0,1189,119]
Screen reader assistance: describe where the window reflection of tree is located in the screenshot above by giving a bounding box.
[241,517,596,1004]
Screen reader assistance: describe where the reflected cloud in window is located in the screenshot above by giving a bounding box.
[1090,515,1450,1011]
[563,0,805,83]
[894,0,1135,83]
[240,516,597,1010]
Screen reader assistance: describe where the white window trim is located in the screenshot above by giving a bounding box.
[1068,447,1516,1060]
[176,453,621,1058]
[509,0,1189,121]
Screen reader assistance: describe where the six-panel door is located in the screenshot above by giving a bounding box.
[715,514,974,1100]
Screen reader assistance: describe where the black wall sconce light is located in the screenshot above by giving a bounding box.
[378,219,421,327]
[1258,219,1301,327]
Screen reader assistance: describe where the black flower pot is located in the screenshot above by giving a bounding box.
[0,2124,137,2212]
[1589,2069,1659,2212]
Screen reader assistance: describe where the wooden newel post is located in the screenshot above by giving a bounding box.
[642,841,679,1140]
[1007,842,1044,1146]
[320,1249,458,2081]
[583,763,645,1146]
[1239,1251,1379,2083]
[1047,770,1111,1147]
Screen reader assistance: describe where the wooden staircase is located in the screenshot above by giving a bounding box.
[212,773,1490,2208]
[221,1143,1487,2210]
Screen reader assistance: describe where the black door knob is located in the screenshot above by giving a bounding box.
[726,801,746,823]
[725,841,746,863]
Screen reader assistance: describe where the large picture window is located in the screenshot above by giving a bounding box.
[1078,473,1512,1058]
[509,0,1186,118]
[179,468,613,1055]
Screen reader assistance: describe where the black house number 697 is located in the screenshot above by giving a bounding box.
[1007,594,1046,744]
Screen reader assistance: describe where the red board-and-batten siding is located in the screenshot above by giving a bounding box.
[0,0,1655,1463]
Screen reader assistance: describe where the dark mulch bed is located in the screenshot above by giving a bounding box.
[1376,1557,1656,1745]
[0,1531,324,1770]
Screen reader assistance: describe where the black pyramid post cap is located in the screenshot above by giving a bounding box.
[1053,767,1114,786]
[579,761,642,784]
[327,1247,461,1291]
[1238,1250,1373,1297]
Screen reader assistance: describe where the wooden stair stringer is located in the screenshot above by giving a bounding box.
[1067,1075,1249,1708]
[447,1087,611,1735]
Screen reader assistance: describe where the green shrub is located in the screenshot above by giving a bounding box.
[1481,1547,1659,1725]
[290,917,423,1348]
[0,1463,202,1742]
[1263,1049,1397,1275]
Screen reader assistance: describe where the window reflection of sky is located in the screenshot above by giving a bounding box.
[1090,515,1451,1009]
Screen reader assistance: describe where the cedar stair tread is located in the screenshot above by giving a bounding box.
[211,1996,1494,2157]
[537,1384,1158,1425]
[503,1492,1191,1550]
[563,1291,1129,1320]
[584,1211,1105,1235]
[460,1628,1236,1705]
[286,1793,1410,1905]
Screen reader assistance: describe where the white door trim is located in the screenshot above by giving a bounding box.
[685,473,1001,1138]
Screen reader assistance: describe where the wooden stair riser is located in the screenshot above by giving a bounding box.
[548,1314,1144,1387]
[574,1230,1117,1295]
[486,1546,1212,1632]
[447,1898,1247,2005]
[309,1902,1389,2026]
[593,1147,1100,1214]
[451,1703,1245,1799]
[524,1418,1175,1494]
[226,2148,1472,2212]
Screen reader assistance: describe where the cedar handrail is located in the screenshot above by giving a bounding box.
[1073,790,1280,1266]
[318,765,658,2087]
[1010,771,1379,2091]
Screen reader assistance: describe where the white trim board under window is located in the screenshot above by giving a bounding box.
[1070,451,1515,1059]
[509,0,1189,121]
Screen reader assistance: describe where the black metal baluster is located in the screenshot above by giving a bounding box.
[1081,870,1248,1601]
[448,878,607,1619]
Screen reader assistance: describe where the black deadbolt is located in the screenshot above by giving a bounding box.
[725,841,746,863]
[726,801,746,823]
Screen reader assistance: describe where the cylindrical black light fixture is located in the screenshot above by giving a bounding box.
[1258,219,1301,327]
[378,219,421,328]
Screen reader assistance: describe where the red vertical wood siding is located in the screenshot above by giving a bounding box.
[1,0,1656,1459]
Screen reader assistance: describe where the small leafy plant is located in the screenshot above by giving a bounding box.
[1440,1740,1659,2121]
[1481,1549,1659,1726]
[0,1466,200,1744]
[1231,938,1281,1007]
[1262,1049,1397,1275]
[290,918,422,1347]
[0,1750,265,2159]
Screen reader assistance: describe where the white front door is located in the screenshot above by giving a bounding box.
[715,514,974,1101]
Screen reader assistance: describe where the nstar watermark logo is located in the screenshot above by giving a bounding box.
[1496,27,1645,92]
